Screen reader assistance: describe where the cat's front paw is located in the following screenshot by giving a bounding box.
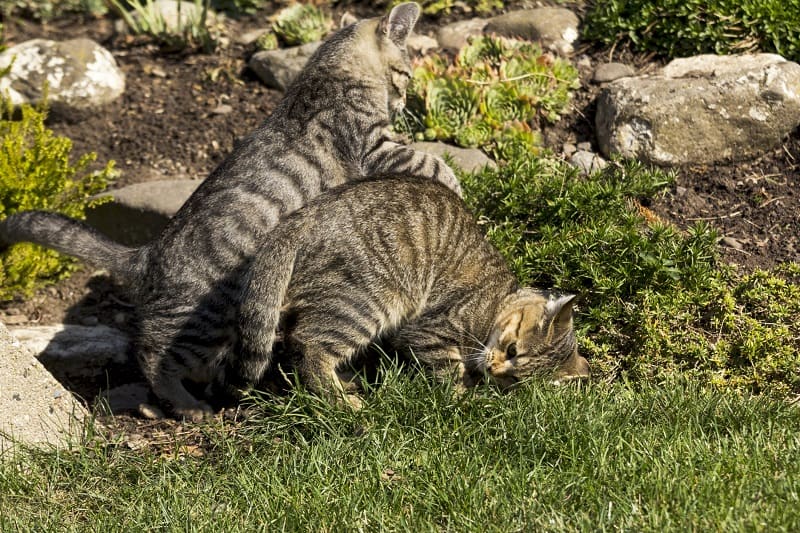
[437,164,463,198]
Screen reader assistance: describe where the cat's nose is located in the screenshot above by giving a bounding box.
[551,351,590,384]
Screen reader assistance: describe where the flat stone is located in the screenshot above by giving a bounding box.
[410,142,496,173]
[437,18,487,52]
[0,322,88,455]
[249,41,322,91]
[484,7,579,55]
[86,179,201,246]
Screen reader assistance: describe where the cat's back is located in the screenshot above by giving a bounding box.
[286,177,510,287]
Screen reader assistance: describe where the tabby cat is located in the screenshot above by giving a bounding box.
[224,177,590,406]
[0,3,460,420]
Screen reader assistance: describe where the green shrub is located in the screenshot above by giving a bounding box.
[461,157,800,396]
[0,101,114,300]
[584,0,800,62]
[272,4,332,47]
[398,35,579,161]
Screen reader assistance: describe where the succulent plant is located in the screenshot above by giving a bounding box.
[272,3,332,46]
[398,35,579,161]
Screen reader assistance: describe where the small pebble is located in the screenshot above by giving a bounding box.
[562,142,577,156]
[721,236,744,250]
[676,186,688,196]
[576,141,593,151]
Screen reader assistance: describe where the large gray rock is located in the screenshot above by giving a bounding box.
[0,322,88,455]
[0,38,125,114]
[484,7,579,55]
[437,18,487,52]
[595,54,800,165]
[87,179,201,246]
[410,142,496,173]
[249,41,321,91]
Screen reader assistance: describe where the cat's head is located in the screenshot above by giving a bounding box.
[317,3,420,115]
[479,290,590,388]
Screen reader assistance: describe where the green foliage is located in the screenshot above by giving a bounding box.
[367,0,505,16]
[584,0,800,62]
[209,0,266,16]
[399,35,579,161]
[461,157,800,396]
[108,0,219,52]
[254,30,279,51]
[0,101,114,300]
[272,3,333,47]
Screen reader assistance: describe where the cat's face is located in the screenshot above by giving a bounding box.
[480,290,589,388]
[346,3,418,115]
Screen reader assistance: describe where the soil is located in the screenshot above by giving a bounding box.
[1,5,799,442]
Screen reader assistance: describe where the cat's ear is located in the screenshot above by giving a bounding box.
[545,294,576,336]
[340,12,358,29]
[379,2,421,47]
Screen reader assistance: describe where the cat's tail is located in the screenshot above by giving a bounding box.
[0,211,139,283]
[224,233,300,392]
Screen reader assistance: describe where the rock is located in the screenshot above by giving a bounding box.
[249,41,322,91]
[569,150,608,175]
[410,142,496,173]
[114,0,220,35]
[437,18,487,52]
[236,28,269,46]
[0,38,125,114]
[86,179,201,246]
[595,54,800,166]
[562,142,577,156]
[407,33,439,56]
[484,7,579,55]
[593,62,635,83]
[721,236,744,250]
[8,324,130,370]
[0,322,88,454]
[576,141,593,152]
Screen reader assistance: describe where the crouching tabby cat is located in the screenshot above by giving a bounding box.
[0,3,460,420]
[223,178,590,406]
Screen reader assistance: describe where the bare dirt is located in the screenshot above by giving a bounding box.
[1,6,799,440]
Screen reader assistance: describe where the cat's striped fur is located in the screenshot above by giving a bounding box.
[0,3,460,420]
[227,178,590,406]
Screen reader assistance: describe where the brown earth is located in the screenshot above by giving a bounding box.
[1,5,799,440]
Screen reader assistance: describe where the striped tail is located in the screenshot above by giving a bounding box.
[0,211,139,283]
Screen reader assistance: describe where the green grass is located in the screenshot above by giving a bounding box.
[2,377,799,530]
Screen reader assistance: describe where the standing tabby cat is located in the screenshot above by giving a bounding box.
[0,3,460,420]
[225,178,590,406]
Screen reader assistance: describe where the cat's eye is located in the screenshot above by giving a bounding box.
[506,342,518,359]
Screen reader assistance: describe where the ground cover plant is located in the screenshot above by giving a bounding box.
[585,0,800,62]
[398,35,579,160]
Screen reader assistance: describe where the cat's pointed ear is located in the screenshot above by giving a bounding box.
[340,12,358,29]
[379,2,421,47]
[545,294,576,336]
